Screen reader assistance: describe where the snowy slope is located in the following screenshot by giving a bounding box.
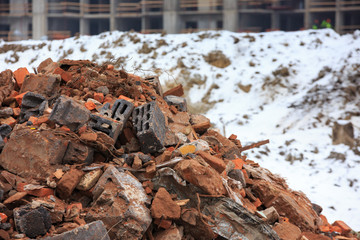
[1,29,360,230]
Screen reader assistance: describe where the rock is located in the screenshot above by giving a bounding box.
[56,169,84,199]
[332,121,354,147]
[13,205,51,238]
[151,187,181,220]
[0,128,69,178]
[273,221,301,240]
[201,130,241,159]
[174,159,226,195]
[43,220,110,240]
[204,198,280,240]
[86,166,151,239]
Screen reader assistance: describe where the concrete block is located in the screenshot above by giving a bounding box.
[132,101,166,153]
[111,99,134,122]
[20,92,48,122]
[49,96,90,132]
[88,114,122,140]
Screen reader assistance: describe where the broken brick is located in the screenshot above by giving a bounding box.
[196,150,226,173]
[13,68,29,89]
[151,187,181,220]
[56,169,84,200]
[332,220,351,235]
[93,92,104,103]
[84,101,96,110]
[163,84,184,97]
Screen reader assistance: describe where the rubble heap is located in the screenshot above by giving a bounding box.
[0,58,357,240]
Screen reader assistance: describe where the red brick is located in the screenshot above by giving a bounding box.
[118,95,133,102]
[93,92,104,103]
[0,213,7,223]
[163,84,184,97]
[84,101,96,111]
[232,158,245,170]
[13,67,29,88]
[14,91,29,105]
[107,64,114,70]
[56,169,84,199]
[154,218,172,229]
[0,117,16,128]
[12,107,20,117]
[151,187,181,220]
[332,220,351,235]
[196,150,226,173]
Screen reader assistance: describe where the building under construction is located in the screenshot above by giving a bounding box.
[0,0,359,41]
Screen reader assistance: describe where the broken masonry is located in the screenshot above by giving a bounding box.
[0,59,356,240]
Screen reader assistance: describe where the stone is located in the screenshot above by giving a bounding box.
[13,205,51,238]
[0,128,69,178]
[174,159,226,195]
[332,121,354,147]
[49,96,90,132]
[42,220,110,240]
[196,150,226,173]
[37,58,58,74]
[0,108,13,118]
[273,221,301,240]
[76,169,103,191]
[56,169,84,199]
[86,166,151,239]
[151,187,181,220]
[203,198,280,240]
[19,92,48,122]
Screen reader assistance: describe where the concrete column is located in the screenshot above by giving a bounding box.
[32,0,47,40]
[223,0,239,32]
[271,1,280,30]
[10,0,29,40]
[110,0,117,31]
[335,0,342,33]
[80,0,90,35]
[304,0,311,29]
[163,0,180,33]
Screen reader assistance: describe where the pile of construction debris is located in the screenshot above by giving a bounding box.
[0,58,357,240]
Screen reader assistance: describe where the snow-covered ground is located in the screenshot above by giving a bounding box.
[1,29,360,230]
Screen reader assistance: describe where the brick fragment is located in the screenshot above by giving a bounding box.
[164,84,184,97]
[196,150,226,173]
[14,91,29,105]
[273,221,301,240]
[13,67,29,88]
[164,95,187,112]
[190,114,211,134]
[20,92,48,122]
[20,74,60,98]
[151,187,181,220]
[84,101,96,110]
[56,169,84,199]
[332,220,351,235]
[93,92,104,103]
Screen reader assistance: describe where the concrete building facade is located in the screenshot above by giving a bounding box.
[0,0,359,41]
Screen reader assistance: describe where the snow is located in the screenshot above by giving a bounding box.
[1,29,360,230]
